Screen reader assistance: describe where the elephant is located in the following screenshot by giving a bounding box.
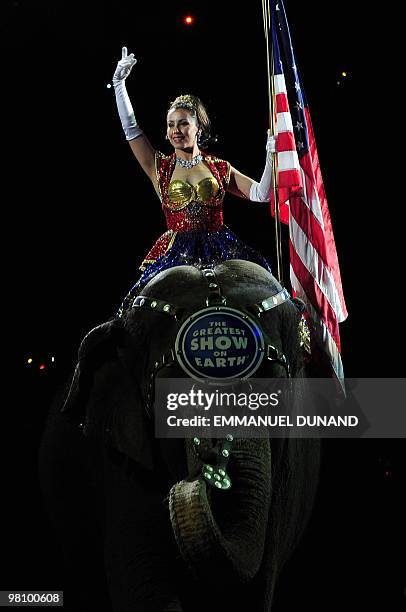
[38,260,321,612]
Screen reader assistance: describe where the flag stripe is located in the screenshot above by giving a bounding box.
[290,267,344,381]
[278,169,302,188]
[278,150,300,172]
[297,153,324,226]
[269,0,347,387]
[276,92,289,113]
[304,108,348,316]
[274,74,287,94]
[289,239,341,350]
[289,212,347,323]
[277,131,296,151]
[276,111,293,133]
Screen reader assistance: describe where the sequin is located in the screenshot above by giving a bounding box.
[116,151,272,317]
[117,227,272,316]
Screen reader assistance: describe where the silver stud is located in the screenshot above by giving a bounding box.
[206,465,213,472]
[218,469,225,476]
[139,298,145,306]
[214,474,220,481]
[204,472,212,479]
[214,481,222,488]
[163,304,171,312]
[222,449,229,457]
[209,283,218,289]
[150,301,157,308]
[226,434,233,441]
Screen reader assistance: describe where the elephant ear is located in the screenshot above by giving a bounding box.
[60,318,155,472]
[168,437,272,583]
[83,357,155,472]
[61,319,126,418]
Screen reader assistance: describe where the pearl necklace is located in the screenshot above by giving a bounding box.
[175,153,203,169]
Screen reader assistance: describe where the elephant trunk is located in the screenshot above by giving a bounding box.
[169,437,272,584]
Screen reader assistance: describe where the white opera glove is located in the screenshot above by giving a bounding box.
[112,47,143,141]
[249,130,277,202]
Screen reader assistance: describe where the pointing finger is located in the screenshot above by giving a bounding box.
[122,46,127,58]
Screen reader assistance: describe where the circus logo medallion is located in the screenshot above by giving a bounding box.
[175,307,265,381]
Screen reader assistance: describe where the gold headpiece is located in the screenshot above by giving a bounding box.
[169,94,197,114]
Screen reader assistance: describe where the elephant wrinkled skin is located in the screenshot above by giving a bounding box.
[39,261,320,612]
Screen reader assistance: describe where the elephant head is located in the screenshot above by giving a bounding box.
[60,260,320,609]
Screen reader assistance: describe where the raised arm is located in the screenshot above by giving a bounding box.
[112,47,156,184]
[227,131,276,202]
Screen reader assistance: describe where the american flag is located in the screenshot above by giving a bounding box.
[269,0,348,385]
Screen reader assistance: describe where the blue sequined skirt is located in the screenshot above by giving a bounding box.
[117,226,272,316]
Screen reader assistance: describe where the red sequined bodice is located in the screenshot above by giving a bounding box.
[155,151,231,232]
[164,200,223,232]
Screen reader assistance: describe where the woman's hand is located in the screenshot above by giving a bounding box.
[113,47,137,84]
[267,129,277,154]
[111,47,157,181]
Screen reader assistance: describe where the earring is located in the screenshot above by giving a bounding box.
[165,134,169,140]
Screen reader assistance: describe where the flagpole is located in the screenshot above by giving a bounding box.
[262,0,284,286]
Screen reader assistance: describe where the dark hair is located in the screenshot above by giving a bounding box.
[168,94,216,150]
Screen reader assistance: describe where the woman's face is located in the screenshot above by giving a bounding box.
[167,107,200,150]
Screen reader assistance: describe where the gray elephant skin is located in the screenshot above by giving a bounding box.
[38,260,321,612]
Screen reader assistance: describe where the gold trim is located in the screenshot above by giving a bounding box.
[201,152,227,204]
[139,231,178,271]
[139,260,153,272]
[167,230,177,250]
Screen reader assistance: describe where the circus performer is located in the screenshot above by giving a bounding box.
[113,47,277,316]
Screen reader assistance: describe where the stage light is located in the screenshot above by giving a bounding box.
[184,15,194,25]
[27,357,33,364]
[106,83,112,89]
[51,356,55,363]
[39,364,46,371]
[341,71,347,77]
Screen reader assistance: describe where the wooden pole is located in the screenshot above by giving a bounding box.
[262,0,284,285]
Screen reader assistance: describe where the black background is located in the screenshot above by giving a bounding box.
[1,1,405,610]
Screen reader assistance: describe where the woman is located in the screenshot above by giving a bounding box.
[113,47,277,316]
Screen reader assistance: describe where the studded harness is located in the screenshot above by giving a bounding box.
[129,267,307,491]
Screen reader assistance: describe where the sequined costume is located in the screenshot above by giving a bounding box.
[118,150,272,315]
